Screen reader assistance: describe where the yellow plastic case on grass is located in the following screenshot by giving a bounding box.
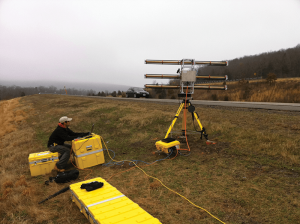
[155,140,180,154]
[70,177,161,224]
[72,134,105,169]
[28,151,59,176]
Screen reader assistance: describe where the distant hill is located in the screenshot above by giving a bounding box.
[197,44,300,80]
[0,80,135,100]
[0,80,132,92]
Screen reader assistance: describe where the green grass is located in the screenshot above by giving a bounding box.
[1,94,299,224]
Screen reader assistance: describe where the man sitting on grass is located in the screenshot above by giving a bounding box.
[47,116,90,172]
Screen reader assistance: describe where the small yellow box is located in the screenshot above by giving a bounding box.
[70,177,161,224]
[72,134,105,169]
[155,138,180,154]
[28,151,59,176]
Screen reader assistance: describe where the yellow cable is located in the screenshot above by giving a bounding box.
[100,136,226,224]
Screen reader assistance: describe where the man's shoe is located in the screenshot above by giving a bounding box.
[54,165,65,172]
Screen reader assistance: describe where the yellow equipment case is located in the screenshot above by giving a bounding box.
[72,134,105,169]
[70,177,161,224]
[155,138,180,154]
[28,151,59,176]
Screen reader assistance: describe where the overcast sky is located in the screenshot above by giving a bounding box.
[1,0,300,89]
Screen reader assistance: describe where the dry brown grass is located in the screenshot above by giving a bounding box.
[0,94,299,224]
[194,78,300,103]
[0,99,19,137]
[208,77,300,86]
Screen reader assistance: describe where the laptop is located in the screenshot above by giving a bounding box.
[83,124,94,139]
[90,123,94,134]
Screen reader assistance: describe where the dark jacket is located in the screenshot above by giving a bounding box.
[47,125,88,147]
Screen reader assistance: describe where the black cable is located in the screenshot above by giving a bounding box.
[179,150,192,157]
[39,186,70,204]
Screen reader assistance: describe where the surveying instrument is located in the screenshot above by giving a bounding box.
[144,59,228,154]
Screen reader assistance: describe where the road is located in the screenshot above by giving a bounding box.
[84,96,300,111]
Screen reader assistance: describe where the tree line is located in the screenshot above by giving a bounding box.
[0,85,124,101]
[197,44,300,80]
[88,90,124,97]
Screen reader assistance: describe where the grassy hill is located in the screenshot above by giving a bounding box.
[0,95,299,223]
[193,77,300,102]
